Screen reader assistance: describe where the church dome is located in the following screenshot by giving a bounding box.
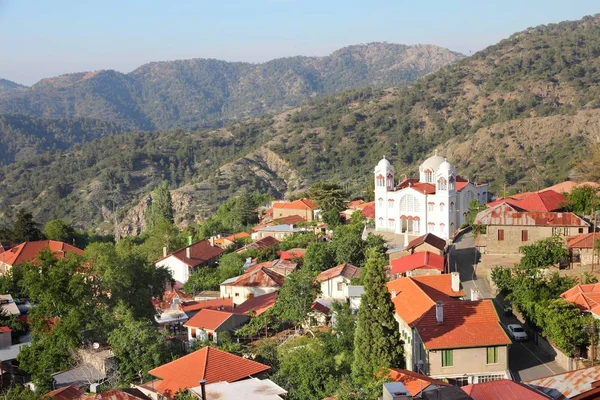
[420,151,445,172]
[376,156,393,172]
[438,158,455,174]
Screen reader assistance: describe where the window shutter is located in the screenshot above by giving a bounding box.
[522,230,528,242]
[498,229,504,241]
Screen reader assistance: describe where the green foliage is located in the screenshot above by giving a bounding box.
[304,242,337,272]
[352,248,403,382]
[567,185,600,215]
[183,252,246,295]
[490,266,513,294]
[278,232,318,251]
[541,299,595,356]
[145,182,174,229]
[137,220,186,263]
[173,389,197,400]
[273,269,320,326]
[520,235,569,269]
[309,182,349,213]
[0,385,41,400]
[43,219,76,244]
[465,199,486,230]
[332,226,367,266]
[12,209,43,243]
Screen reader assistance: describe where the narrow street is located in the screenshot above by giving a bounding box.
[450,232,567,382]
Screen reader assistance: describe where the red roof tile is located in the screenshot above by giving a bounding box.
[179,297,234,313]
[391,251,444,275]
[405,233,446,253]
[214,232,250,245]
[0,240,83,267]
[462,379,550,400]
[82,389,151,400]
[455,176,471,192]
[148,346,270,396]
[273,198,318,210]
[567,233,596,249]
[316,263,360,282]
[234,292,277,316]
[561,283,600,316]
[236,237,280,253]
[252,215,307,231]
[279,248,306,260]
[0,326,11,333]
[184,309,235,331]
[42,385,84,399]
[526,364,600,399]
[488,190,567,212]
[416,300,511,349]
[388,369,450,396]
[348,200,365,208]
[360,202,375,219]
[310,302,331,314]
[541,181,600,195]
[475,203,589,227]
[156,240,224,268]
[227,267,285,288]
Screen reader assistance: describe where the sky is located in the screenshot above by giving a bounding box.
[1,1,599,85]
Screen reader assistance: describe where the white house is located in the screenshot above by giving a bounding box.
[220,267,285,306]
[155,239,224,284]
[316,263,361,300]
[374,152,488,240]
[184,309,248,344]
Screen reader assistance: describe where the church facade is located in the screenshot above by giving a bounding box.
[374,153,488,240]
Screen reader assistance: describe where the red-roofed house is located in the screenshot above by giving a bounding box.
[233,291,277,316]
[0,240,83,274]
[279,248,306,261]
[213,232,251,249]
[220,267,285,305]
[143,346,270,398]
[183,309,248,343]
[305,301,331,328]
[155,240,224,284]
[390,251,445,278]
[235,236,280,254]
[561,283,600,318]
[526,364,600,400]
[81,389,151,400]
[567,233,598,267]
[462,379,550,399]
[272,199,319,222]
[388,369,450,397]
[388,233,447,262]
[474,203,589,255]
[42,384,85,399]
[316,263,361,300]
[487,190,567,212]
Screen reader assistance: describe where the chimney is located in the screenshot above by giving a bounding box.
[162,247,168,258]
[391,290,397,299]
[451,271,460,293]
[435,301,444,324]
[209,236,215,247]
[186,246,191,259]
[198,379,206,400]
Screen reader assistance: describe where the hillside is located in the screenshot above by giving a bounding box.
[0,79,26,94]
[2,15,600,233]
[0,43,463,130]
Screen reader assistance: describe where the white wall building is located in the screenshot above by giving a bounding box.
[374,152,488,240]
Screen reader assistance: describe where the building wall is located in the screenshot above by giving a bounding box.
[253,230,295,241]
[393,315,416,372]
[0,331,10,348]
[406,268,443,277]
[0,261,11,275]
[320,276,351,299]
[220,285,279,305]
[272,207,314,221]
[427,345,509,378]
[481,225,586,254]
[156,256,190,284]
[388,243,445,264]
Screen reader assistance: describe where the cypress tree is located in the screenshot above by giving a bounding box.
[145,182,174,229]
[352,247,403,381]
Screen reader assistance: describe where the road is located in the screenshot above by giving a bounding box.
[450,232,566,382]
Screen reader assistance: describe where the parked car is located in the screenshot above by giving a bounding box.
[507,324,528,341]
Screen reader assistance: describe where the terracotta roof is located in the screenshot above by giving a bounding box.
[348,200,365,208]
[561,283,600,316]
[252,215,306,231]
[0,240,83,267]
[148,346,270,397]
[156,240,224,268]
[310,301,331,314]
[388,369,450,396]
[246,259,298,275]
[455,176,471,192]
[360,202,375,219]
[316,263,360,282]
[233,291,277,316]
[567,233,596,249]
[405,233,446,252]
[527,365,600,400]
[42,385,84,399]
[179,297,234,313]
[415,299,511,349]
[487,190,567,212]
[153,288,192,311]
[387,275,463,327]
[541,181,600,195]
[184,309,236,331]
[391,251,445,275]
[236,237,280,253]
[279,248,306,260]
[273,198,318,211]
[474,203,589,227]
[226,267,285,288]
[82,389,151,400]
[214,232,250,245]
[462,379,550,400]
[0,326,11,333]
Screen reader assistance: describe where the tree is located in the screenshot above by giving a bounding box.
[216,253,245,282]
[145,182,174,230]
[520,235,568,270]
[138,220,186,263]
[273,269,320,327]
[465,199,486,230]
[309,182,349,213]
[0,386,40,400]
[304,242,337,272]
[12,208,43,243]
[567,185,600,215]
[541,299,594,356]
[352,248,403,382]
[183,268,220,295]
[332,226,365,266]
[107,303,169,384]
[43,219,76,244]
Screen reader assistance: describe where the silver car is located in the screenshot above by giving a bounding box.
[507,324,528,341]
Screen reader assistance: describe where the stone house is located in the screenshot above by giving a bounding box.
[390,251,445,279]
[474,203,589,255]
[387,233,446,263]
[567,233,598,267]
[272,199,319,222]
[220,267,284,305]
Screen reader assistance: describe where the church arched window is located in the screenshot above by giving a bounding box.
[440,223,445,233]
[450,202,455,212]
[449,176,455,191]
[437,177,447,191]
[388,199,395,208]
[378,198,383,208]
[424,169,433,183]
[388,218,395,229]
[376,175,385,187]
[378,217,384,226]
[399,194,420,213]
[428,222,435,233]
[440,203,445,212]
[387,174,394,189]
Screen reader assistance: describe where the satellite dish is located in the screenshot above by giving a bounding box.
[92,342,100,350]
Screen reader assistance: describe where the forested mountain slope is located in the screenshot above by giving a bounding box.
[0,43,463,131]
[2,15,600,233]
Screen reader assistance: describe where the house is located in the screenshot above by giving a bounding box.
[51,348,116,390]
[305,301,331,328]
[235,236,280,254]
[154,239,224,284]
[82,389,152,400]
[251,224,307,241]
[279,248,306,261]
[316,263,361,300]
[220,267,285,305]
[526,364,600,399]
[541,181,600,196]
[560,283,600,318]
[374,153,488,241]
[190,377,287,400]
[184,309,248,343]
[247,259,298,277]
[343,284,365,313]
[272,199,319,222]
[0,240,84,274]
[153,291,234,326]
[390,251,445,278]
[233,291,277,316]
[567,233,598,267]
[213,232,251,249]
[486,190,567,212]
[421,386,474,400]
[42,385,85,399]
[387,233,447,262]
[252,215,307,231]
[388,368,450,397]
[474,203,590,255]
[462,379,550,399]
[143,346,270,398]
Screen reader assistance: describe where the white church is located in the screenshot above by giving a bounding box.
[374,152,488,240]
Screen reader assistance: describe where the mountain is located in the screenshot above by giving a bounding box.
[2,15,600,233]
[0,44,463,130]
[0,79,26,95]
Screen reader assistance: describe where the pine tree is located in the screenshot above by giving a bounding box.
[12,208,43,243]
[145,182,174,230]
[352,247,403,382]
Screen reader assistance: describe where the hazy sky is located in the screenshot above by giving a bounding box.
[2,1,599,85]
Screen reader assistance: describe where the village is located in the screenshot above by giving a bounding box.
[0,154,598,400]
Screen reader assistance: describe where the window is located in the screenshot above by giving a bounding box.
[486,346,499,364]
[377,175,385,187]
[521,230,528,242]
[440,223,445,233]
[564,227,570,236]
[438,177,447,191]
[191,328,197,339]
[425,169,433,183]
[454,376,469,387]
[337,282,343,291]
[449,177,455,191]
[580,228,585,234]
[552,227,560,235]
[234,293,239,297]
[378,198,383,207]
[440,203,445,212]
[400,194,420,212]
[428,223,435,233]
[442,349,453,367]
[450,202,455,212]
[498,229,504,241]
[379,217,384,226]
[428,202,434,212]
[388,219,395,229]
[388,199,394,208]
[478,374,504,383]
